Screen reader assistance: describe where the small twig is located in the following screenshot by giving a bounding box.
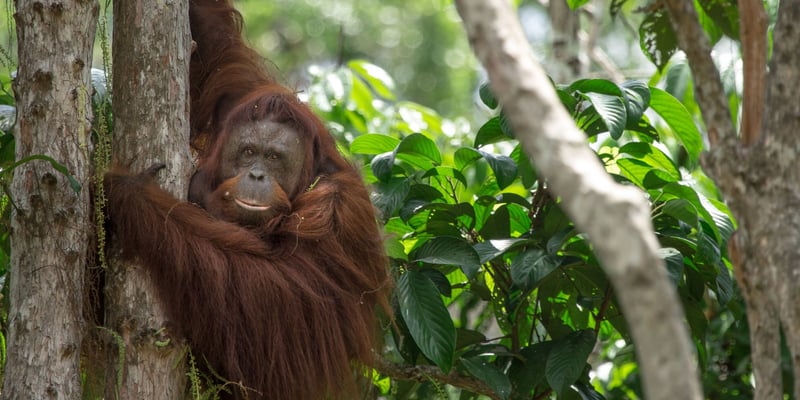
[594,284,613,335]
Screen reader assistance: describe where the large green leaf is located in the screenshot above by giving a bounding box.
[509,341,555,394]
[396,133,442,165]
[649,87,704,163]
[350,134,400,155]
[473,239,529,264]
[453,147,517,189]
[659,182,721,241]
[411,236,482,278]
[479,82,498,109]
[474,116,512,148]
[461,358,512,400]
[639,9,678,71]
[397,270,457,372]
[619,142,681,181]
[454,147,483,170]
[510,248,561,290]
[370,151,396,182]
[616,158,656,188]
[620,80,651,123]
[545,330,596,396]
[371,177,410,218]
[583,92,626,139]
[479,150,518,189]
[569,78,623,96]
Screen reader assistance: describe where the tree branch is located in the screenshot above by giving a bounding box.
[453,1,702,399]
[737,0,767,146]
[661,0,735,147]
[374,357,501,400]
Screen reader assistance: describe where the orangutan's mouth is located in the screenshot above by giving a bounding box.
[234,198,271,211]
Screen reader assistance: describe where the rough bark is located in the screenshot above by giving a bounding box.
[2,1,97,398]
[105,1,193,398]
[454,1,703,399]
[663,2,800,398]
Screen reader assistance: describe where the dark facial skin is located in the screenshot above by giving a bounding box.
[211,119,305,225]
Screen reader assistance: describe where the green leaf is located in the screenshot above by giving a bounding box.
[475,116,512,148]
[573,381,606,400]
[397,133,442,165]
[370,151,395,182]
[480,204,510,240]
[643,169,678,189]
[715,261,734,305]
[421,166,468,187]
[658,247,685,284]
[454,147,482,170]
[348,59,396,100]
[566,0,590,9]
[616,158,654,188]
[479,150,518,189]
[0,132,14,164]
[545,330,596,396]
[411,236,482,278]
[511,248,561,290]
[511,144,537,188]
[397,270,456,372]
[371,177,410,218]
[662,198,699,228]
[384,236,408,261]
[569,79,623,96]
[660,182,720,240]
[697,0,740,39]
[461,358,512,400]
[456,328,487,350]
[350,134,400,155]
[639,9,678,71]
[419,268,452,297]
[509,341,554,394]
[620,80,651,123]
[474,239,529,264]
[583,92,626,139]
[619,142,681,181]
[479,83,498,109]
[10,155,81,193]
[699,195,736,244]
[649,87,704,163]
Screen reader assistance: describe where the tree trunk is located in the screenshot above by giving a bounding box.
[663,1,800,398]
[739,3,800,398]
[104,1,193,398]
[2,0,97,398]
[454,1,703,399]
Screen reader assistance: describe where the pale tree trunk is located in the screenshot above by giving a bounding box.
[662,2,800,399]
[454,1,703,399]
[104,1,193,398]
[547,0,584,82]
[2,0,97,398]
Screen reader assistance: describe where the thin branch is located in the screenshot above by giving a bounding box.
[374,357,501,400]
[737,0,767,146]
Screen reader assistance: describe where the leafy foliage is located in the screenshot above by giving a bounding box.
[308,60,736,399]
